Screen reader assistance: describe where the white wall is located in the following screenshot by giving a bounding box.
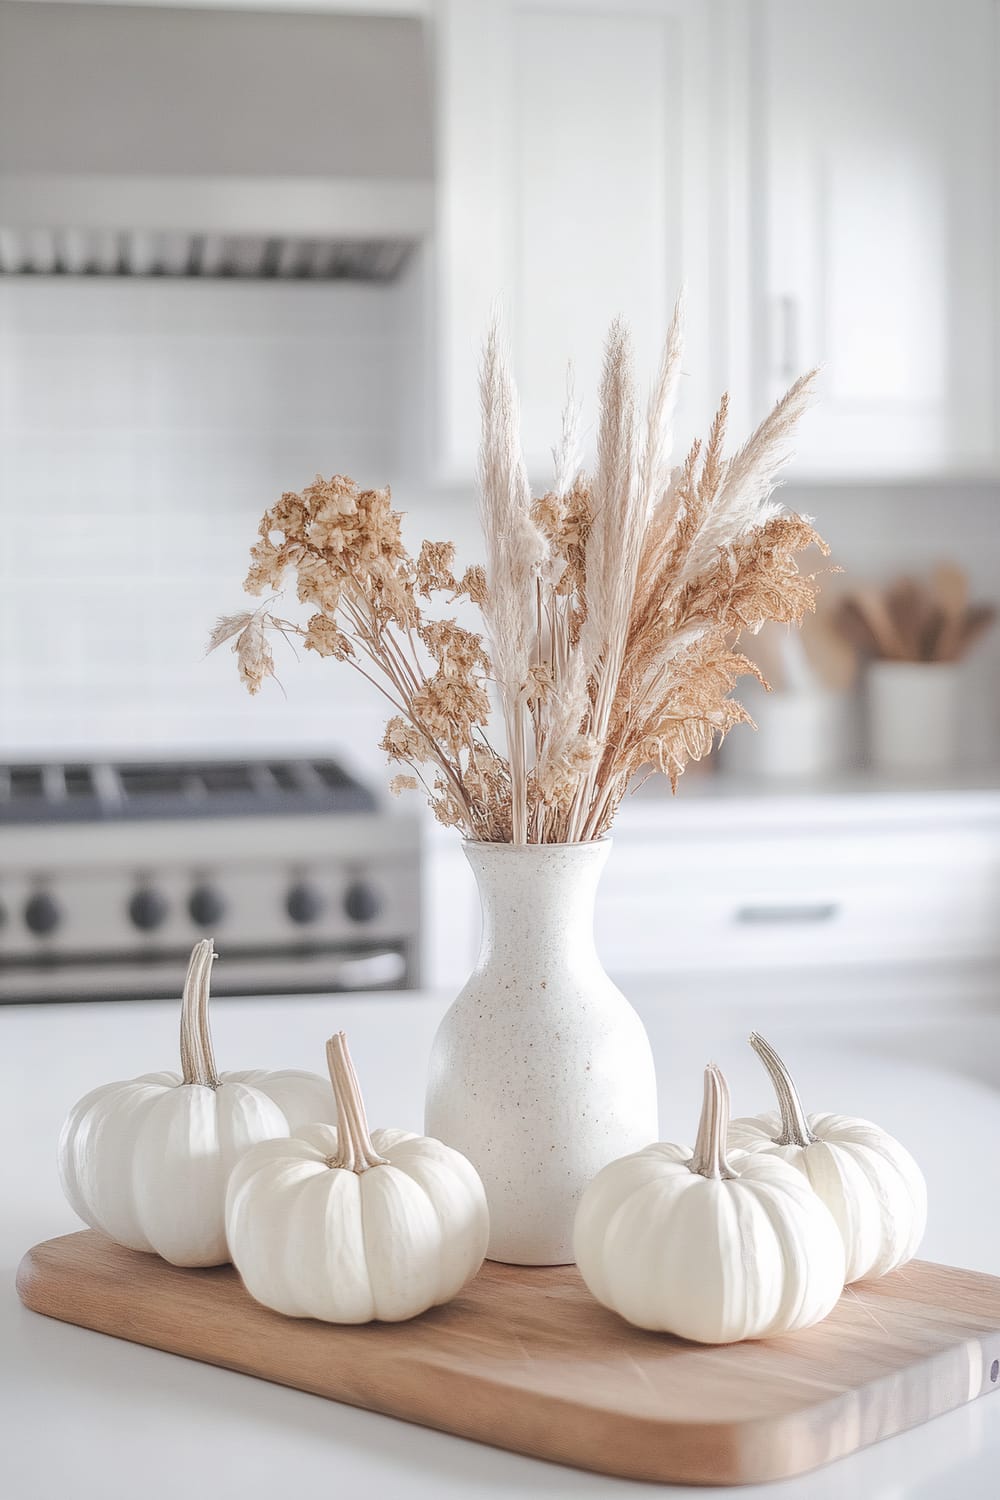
[1,274,998,781]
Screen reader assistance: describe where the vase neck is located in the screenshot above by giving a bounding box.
[465,841,610,973]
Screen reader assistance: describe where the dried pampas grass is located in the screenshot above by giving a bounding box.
[477,321,550,842]
[215,300,826,842]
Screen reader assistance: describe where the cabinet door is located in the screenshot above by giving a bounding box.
[434,0,728,482]
[757,0,996,476]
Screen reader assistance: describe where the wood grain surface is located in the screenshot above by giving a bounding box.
[16,1230,1000,1486]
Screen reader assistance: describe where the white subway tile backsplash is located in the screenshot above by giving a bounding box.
[142,338,389,433]
[1,339,155,431]
[0,279,154,338]
[0,276,403,761]
[2,435,145,513]
[138,282,400,342]
[0,278,399,342]
[266,429,397,486]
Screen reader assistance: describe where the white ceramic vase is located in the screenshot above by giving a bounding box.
[425,839,659,1266]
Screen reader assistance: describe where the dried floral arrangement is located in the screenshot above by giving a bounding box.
[211,302,826,843]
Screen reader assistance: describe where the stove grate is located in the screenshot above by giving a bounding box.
[0,758,377,823]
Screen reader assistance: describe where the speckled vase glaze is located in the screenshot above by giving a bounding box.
[424,840,659,1265]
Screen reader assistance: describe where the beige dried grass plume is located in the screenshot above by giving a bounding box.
[214,302,826,842]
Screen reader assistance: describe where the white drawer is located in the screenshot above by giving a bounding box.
[596,826,1000,972]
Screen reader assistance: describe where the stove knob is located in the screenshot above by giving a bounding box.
[188,884,226,928]
[344,879,382,924]
[286,881,324,926]
[24,891,61,936]
[129,888,169,932]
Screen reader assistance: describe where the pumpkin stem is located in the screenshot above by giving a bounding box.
[325,1032,388,1173]
[749,1032,815,1147]
[689,1063,738,1180]
[179,939,220,1089]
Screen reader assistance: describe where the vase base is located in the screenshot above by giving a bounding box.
[486,1252,575,1268]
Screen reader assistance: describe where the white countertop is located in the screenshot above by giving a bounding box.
[3,979,1000,1500]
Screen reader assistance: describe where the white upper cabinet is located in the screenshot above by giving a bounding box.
[430,0,998,483]
[432,0,729,483]
[754,0,997,476]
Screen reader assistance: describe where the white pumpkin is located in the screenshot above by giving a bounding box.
[226,1031,490,1322]
[729,1032,927,1284]
[573,1063,845,1344]
[58,939,335,1267]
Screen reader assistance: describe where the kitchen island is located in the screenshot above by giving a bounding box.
[3,977,1000,1500]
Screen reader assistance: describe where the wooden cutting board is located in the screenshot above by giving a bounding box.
[17,1230,1000,1487]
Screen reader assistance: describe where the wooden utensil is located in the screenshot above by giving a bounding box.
[886,577,934,662]
[801,607,858,691]
[17,1230,1000,1489]
[929,562,970,662]
[954,603,997,660]
[832,597,883,658]
[848,584,907,660]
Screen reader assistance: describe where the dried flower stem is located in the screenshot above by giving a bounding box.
[218,302,825,842]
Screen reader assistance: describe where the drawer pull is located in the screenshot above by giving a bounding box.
[734,903,839,926]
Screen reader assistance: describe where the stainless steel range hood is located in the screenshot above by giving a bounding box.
[0,1,434,280]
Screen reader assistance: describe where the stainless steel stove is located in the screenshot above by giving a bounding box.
[0,759,421,1001]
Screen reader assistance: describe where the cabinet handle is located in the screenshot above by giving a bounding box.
[734,902,839,926]
[773,295,800,378]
